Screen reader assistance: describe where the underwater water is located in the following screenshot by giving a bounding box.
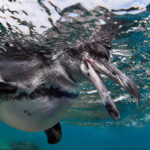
[0,0,150,150]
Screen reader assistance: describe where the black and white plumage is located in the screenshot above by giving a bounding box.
[0,29,140,144]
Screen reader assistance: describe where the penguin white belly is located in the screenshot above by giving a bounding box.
[0,97,74,132]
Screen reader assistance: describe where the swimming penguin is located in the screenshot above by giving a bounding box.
[0,29,140,144]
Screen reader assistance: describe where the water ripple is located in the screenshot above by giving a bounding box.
[0,1,150,127]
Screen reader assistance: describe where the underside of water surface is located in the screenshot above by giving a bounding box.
[0,0,150,150]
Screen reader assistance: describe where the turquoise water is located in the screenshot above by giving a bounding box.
[0,0,150,150]
[1,122,150,150]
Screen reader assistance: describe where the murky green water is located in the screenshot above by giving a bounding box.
[0,1,150,150]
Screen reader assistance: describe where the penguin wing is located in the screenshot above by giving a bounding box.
[0,55,43,83]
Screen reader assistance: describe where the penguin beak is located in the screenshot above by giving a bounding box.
[83,56,140,121]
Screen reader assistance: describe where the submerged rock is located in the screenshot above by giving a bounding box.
[0,137,11,150]
[9,141,40,150]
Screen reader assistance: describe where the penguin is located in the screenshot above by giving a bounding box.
[0,29,140,144]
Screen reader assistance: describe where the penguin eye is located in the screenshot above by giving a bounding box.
[94,52,102,58]
[91,53,99,61]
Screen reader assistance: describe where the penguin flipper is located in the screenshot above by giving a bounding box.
[44,122,62,144]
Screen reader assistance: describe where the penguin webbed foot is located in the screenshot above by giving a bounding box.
[44,122,62,144]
